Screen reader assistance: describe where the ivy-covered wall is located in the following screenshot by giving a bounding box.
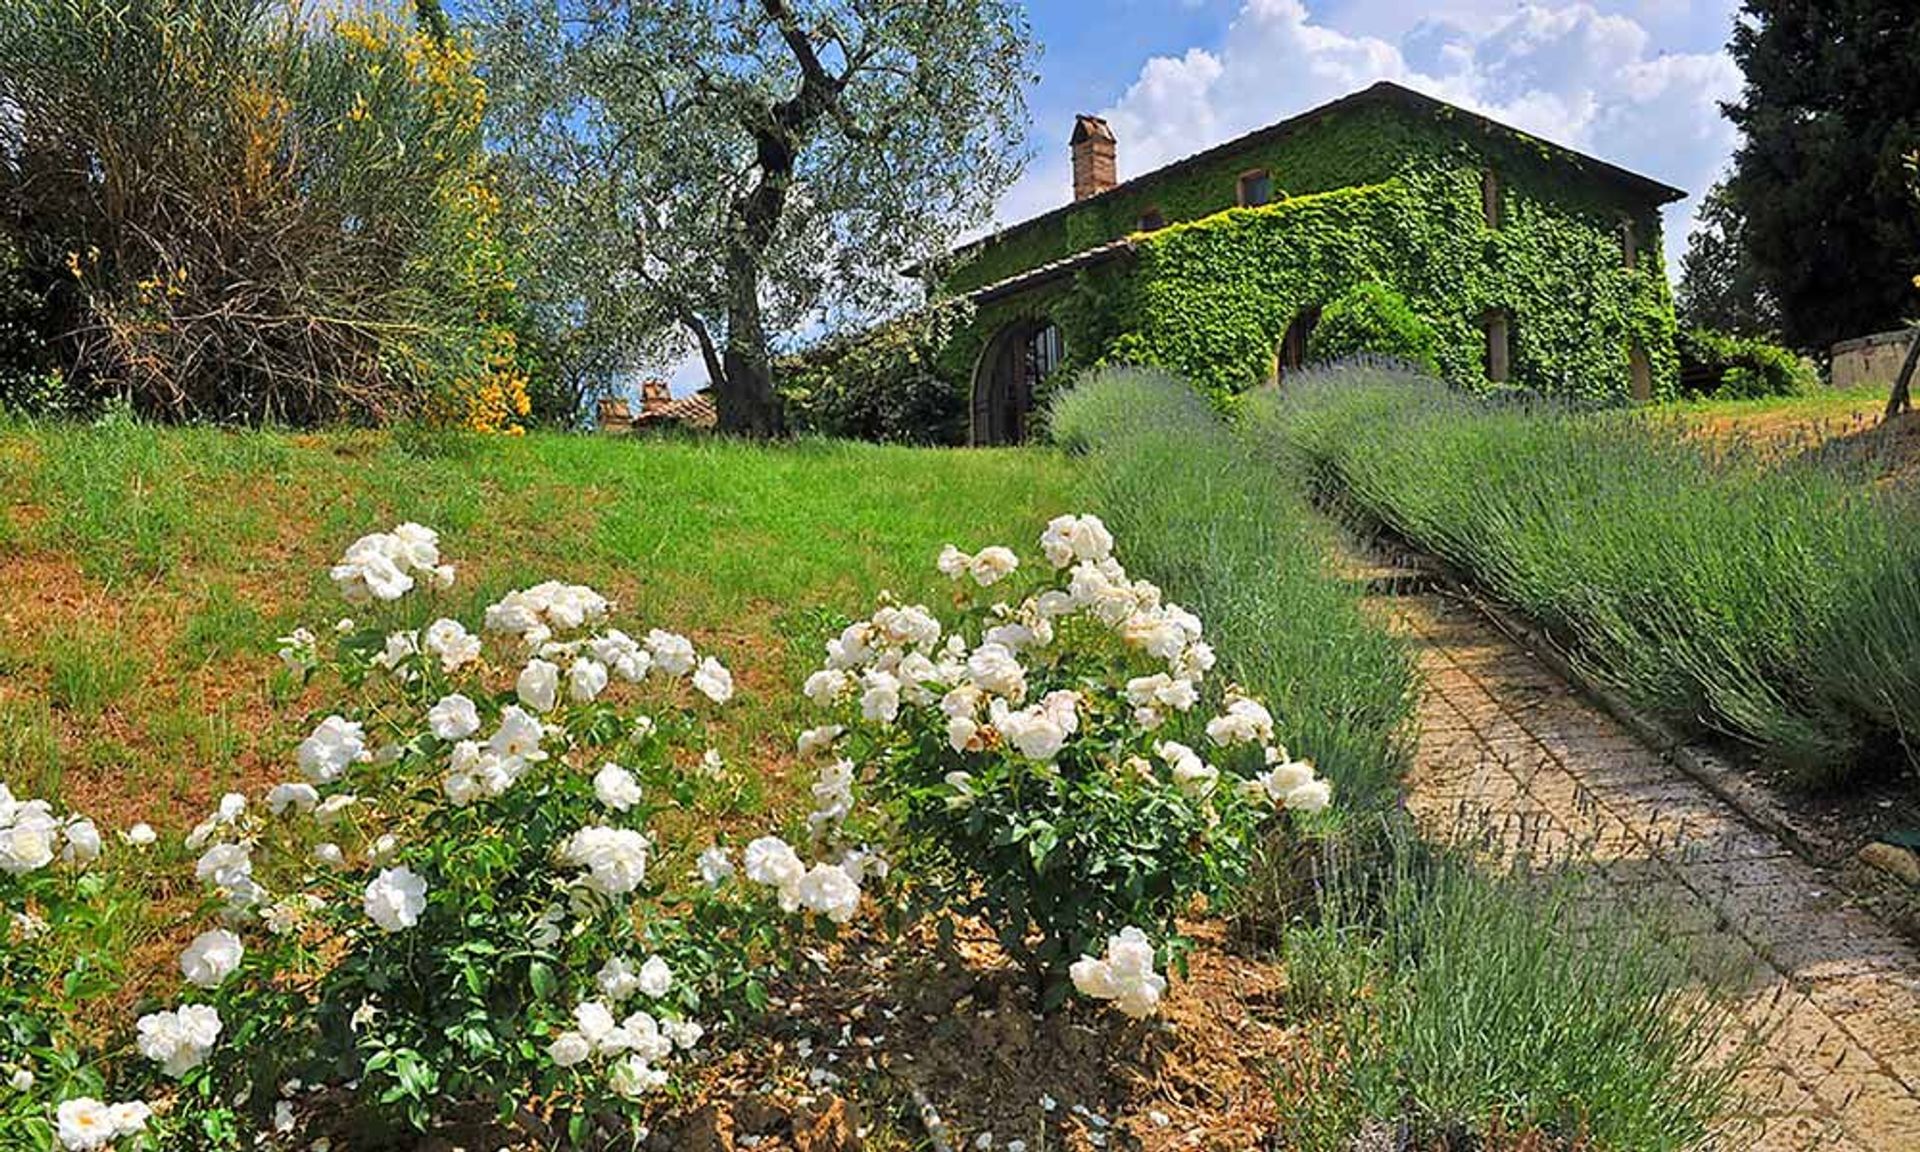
[925,85,1680,439]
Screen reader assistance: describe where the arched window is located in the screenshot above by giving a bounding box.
[972,319,1065,445]
[1137,207,1166,232]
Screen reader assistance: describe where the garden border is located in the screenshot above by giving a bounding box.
[1366,534,1842,868]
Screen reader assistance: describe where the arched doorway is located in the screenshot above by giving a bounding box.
[971,319,1064,445]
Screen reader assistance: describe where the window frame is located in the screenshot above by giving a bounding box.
[1237,168,1274,208]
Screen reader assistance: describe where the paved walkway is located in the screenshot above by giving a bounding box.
[1384,590,1920,1152]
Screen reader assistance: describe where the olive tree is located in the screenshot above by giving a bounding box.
[474,0,1036,435]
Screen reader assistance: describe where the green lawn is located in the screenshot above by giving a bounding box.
[0,421,1076,833]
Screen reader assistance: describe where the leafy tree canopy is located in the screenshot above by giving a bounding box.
[472,0,1038,434]
[1675,178,1781,338]
[1723,0,1920,351]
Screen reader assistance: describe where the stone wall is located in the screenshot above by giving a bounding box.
[1830,329,1914,390]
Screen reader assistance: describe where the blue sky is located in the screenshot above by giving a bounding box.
[617,0,1747,393]
[1001,0,1743,263]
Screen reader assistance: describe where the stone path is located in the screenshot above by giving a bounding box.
[1383,589,1920,1152]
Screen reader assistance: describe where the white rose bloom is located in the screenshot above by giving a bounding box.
[663,1018,704,1050]
[698,748,726,779]
[107,1100,152,1138]
[60,818,101,866]
[516,659,561,713]
[548,1031,592,1068]
[803,668,850,707]
[795,724,843,758]
[313,794,358,825]
[943,770,977,810]
[968,546,1019,586]
[8,1067,32,1092]
[179,929,244,988]
[742,836,803,891]
[56,1097,116,1150]
[312,842,345,867]
[1284,778,1332,813]
[363,867,428,932]
[569,657,610,703]
[426,694,481,741]
[824,622,873,670]
[937,544,971,579]
[992,691,1080,762]
[1070,926,1167,1019]
[1040,513,1115,569]
[371,630,419,679]
[1206,695,1275,748]
[574,1000,618,1047]
[617,1010,673,1062]
[266,782,320,816]
[808,759,856,832]
[436,765,479,806]
[597,956,643,1002]
[696,845,734,887]
[1156,741,1218,799]
[839,847,889,885]
[608,1054,668,1098]
[691,657,734,704]
[643,629,698,677]
[1259,758,1317,804]
[136,1004,222,1078]
[562,826,649,895]
[858,670,901,725]
[637,955,672,998]
[965,642,1026,700]
[422,618,482,673]
[297,715,366,783]
[794,863,862,923]
[194,842,252,890]
[364,834,399,866]
[593,763,642,812]
[489,705,547,761]
[125,822,157,846]
[329,533,415,604]
[0,811,53,876]
[947,715,980,753]
[389,522,441,569]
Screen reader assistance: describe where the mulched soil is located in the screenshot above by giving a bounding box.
[649,918,1300,1152]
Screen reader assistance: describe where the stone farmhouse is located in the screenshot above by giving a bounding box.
[930,81,1686,445]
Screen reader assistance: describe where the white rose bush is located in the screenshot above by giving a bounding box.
[800,514,1332,1013]
[4,525,868,1148]
[1,786,159,1150]
[3,512,1333,1145]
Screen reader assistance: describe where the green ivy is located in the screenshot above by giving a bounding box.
[843,95,1682,440]
[1309,282,1439,370]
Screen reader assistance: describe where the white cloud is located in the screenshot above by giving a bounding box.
[994,0,1742,275]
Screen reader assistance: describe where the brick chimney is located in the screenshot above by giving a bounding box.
[639,378,672,416]
[1070,114,1117,201]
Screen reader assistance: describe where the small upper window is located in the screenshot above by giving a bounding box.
[1481,168,1501,229]
[1620,218,1639,269]
[1238,169,1273,208]
[1137,207,1166,232]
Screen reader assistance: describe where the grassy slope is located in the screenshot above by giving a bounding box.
[0,422,1076,835]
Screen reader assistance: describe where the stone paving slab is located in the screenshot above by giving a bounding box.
[1385,592,1920,1152]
